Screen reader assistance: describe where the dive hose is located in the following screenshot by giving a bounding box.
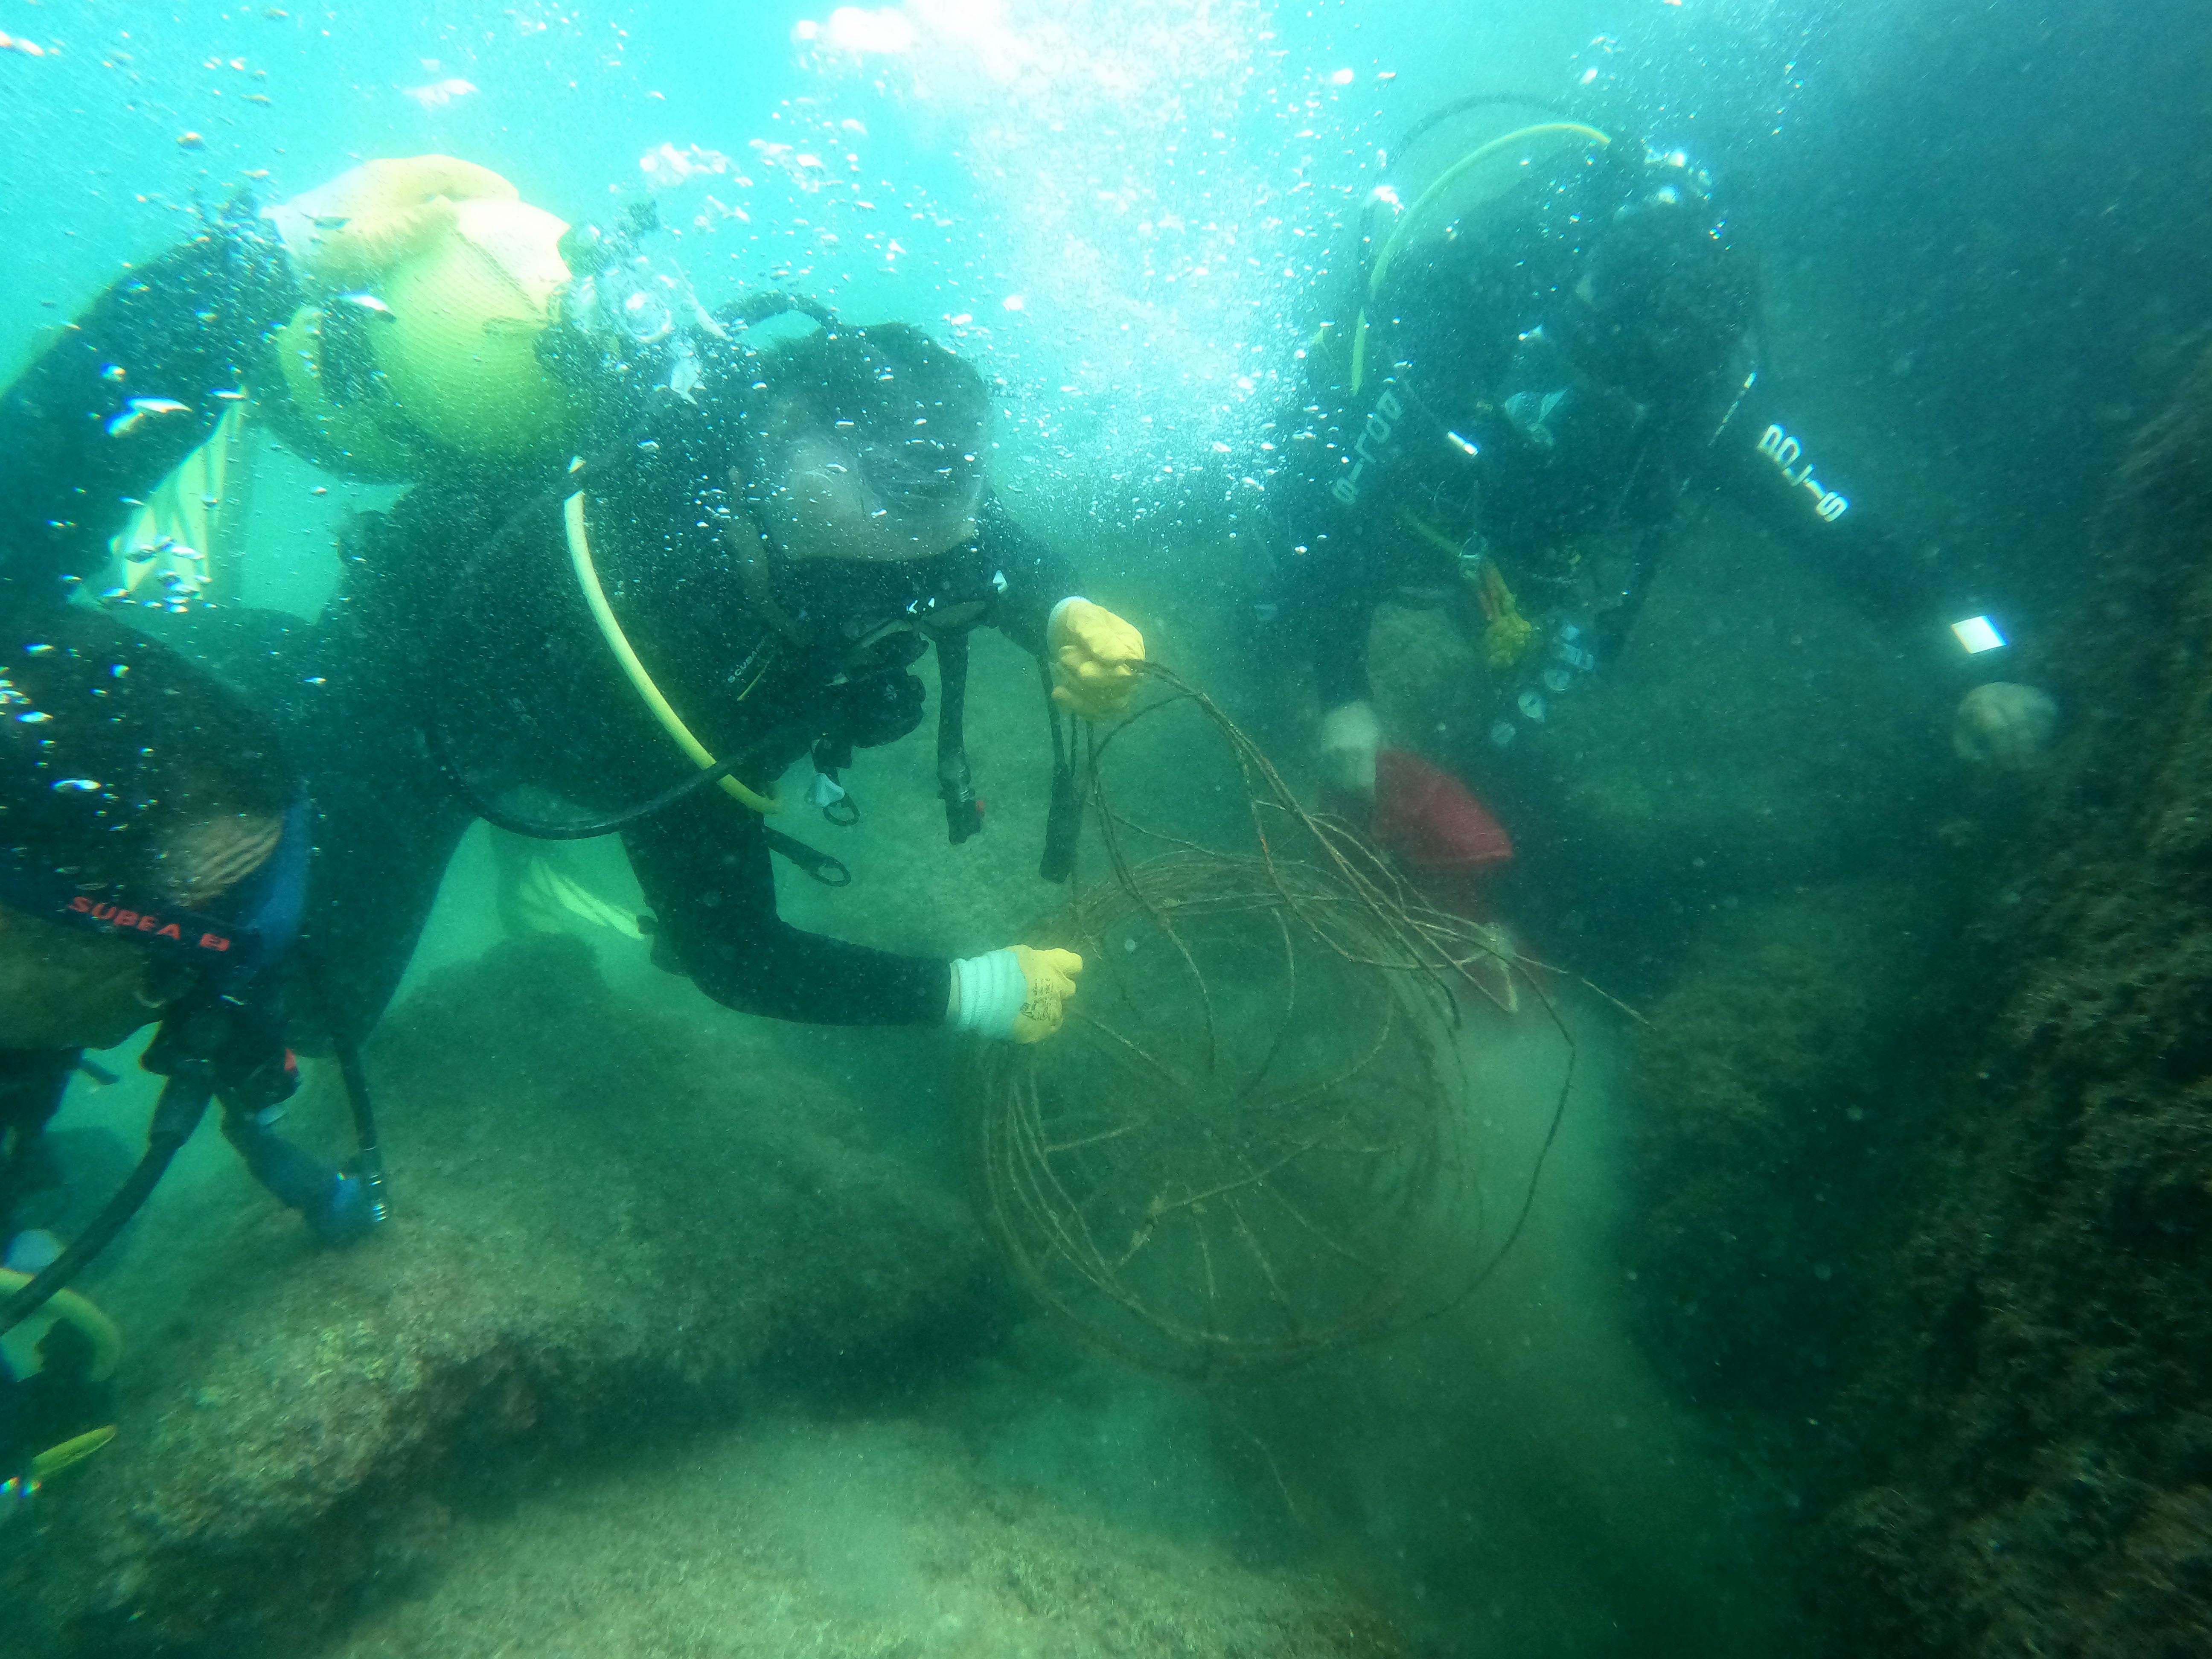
[1038,661,1083,884]
[0,1067,211,1342]
[1350,119,1612,395]
[0,975,391,1342]
[936,631,984,845]
[564,487,780,817]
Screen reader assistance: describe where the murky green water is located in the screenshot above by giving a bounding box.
[4,3,2208,1656]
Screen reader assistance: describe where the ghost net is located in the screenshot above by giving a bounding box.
[965,665,1574,1376]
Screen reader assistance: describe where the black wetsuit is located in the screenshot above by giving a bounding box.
[290,433,1070,1042]
[0,228,1073,1045]
[1270,174,1993,720]
[0,223,297,608]
[0,224,305,1247]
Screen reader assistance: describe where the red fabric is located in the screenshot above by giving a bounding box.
[1370,749,1513,873]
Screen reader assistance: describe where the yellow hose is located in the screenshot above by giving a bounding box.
[1351,122,1612,395]
[0,1269,124,1382]
[563,489,780,816]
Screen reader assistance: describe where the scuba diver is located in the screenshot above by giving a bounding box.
[0,156,1137,1053]
[1267,105,2042,799]
[0,608,381,1518]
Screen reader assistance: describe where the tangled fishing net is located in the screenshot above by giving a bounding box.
[966,666,1581,1376]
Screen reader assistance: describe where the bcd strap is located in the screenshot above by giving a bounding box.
[936,631,984,845]
[1037,660,1082,884]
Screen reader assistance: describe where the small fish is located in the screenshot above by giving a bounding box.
[0,32,48,59]
[336,291,396,320]
[104,396,192,438]
[214,388,248,402]
[99,364,126,383]
[242,93,272,106]
[177,131,206,150]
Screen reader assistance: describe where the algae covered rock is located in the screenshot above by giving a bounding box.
[1789,340,2212,1659]
[1618,876,1956,1409]
[319,1414,1406,1659]
[1614,343,2212,1658]
[5,934,1000,1659]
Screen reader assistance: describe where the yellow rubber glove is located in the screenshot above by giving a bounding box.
[1010,946,1083,1042]
[950,945,1085,1043]
[266,155,521,291]
[1048,597,1145,720]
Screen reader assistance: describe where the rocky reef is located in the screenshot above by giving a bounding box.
[3,934,1004,1658]
[3,926,1416,1659]
[1620,342,2212,1654]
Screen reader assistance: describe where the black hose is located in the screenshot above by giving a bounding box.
[426,704,755,839]
[1038,661,1082,884]
[0,1071,213,1339]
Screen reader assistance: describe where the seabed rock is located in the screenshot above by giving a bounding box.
[319,1413,1405,1659]
[4,935,1003,1659]
[1619,343,2212,1656]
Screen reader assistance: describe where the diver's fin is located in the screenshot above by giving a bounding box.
[516,857,645,940]
[111,401,252,605]
[29,1425,117,1484]
[0,1269,125,1382]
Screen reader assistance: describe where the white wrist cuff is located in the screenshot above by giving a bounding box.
[950,948,1025,1041]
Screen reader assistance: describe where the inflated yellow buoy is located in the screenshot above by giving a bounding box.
[264,157,582,469]
[369,194,581,460]
[272,306,423,480]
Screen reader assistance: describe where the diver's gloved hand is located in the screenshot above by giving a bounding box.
[264,155,520,291]
[304,1161,383,1248]
[1318,699,1382,797]
[1047,599,1145,721]
[223,1112,381,1246]
[949,946,1084,1043]
[1953,681,2059,771]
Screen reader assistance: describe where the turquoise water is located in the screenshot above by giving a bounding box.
[4,3,2209,1656]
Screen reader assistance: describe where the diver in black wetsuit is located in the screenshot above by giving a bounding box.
[292,317,1120,1043]
[0,607,389,1509]
[0,158,1138,1054]
[1268,118,2043,797]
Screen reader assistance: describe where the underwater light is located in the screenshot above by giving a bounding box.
[1950,615,2006,654]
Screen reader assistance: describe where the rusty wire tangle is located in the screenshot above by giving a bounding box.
[966,663,1586,1376]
